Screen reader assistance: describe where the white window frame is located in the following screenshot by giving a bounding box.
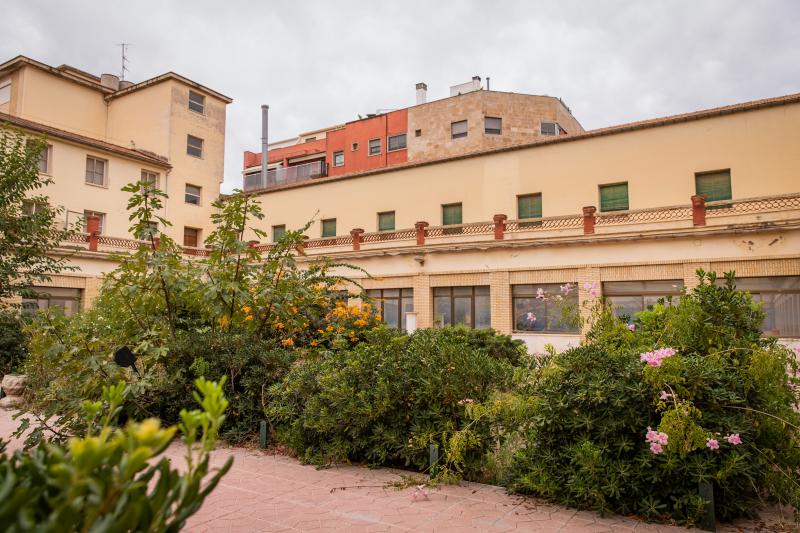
[451,120,468,139]
[85,156,108,187]
[387,134,407,152]
[368,138,381,156]
[186,135,204,158]
[485,116,502,135]
[38,144,53,175]
[183,226,201,247]
[188,90,205,114]
[540,122,561,136]
[185,184,202,205]
[140,169,160,190]
[332,151,345,167]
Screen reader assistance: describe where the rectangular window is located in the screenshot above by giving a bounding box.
[85,156,107,186]
[186,135,204,158]
[185,184,201,205]
[369,138,381,156]
[451,120,468,139]
[83,210,105,234]
[604,280,683,323]
[695,170,732,206]
[333,151,344,167]
[141,169,159,189]
[378,211,395,231]
[387,134,407,151]
[517,193,542,219]
[433,286,491,329]
[540,122,560,136]
[599,182,629,212]
[512,284,579,333]
[272,224,286,242]
[728,276,800,338]
[183,227,200,247]
[188,90,205,114]
[442,203,462,225]
[415,129,422,137]
[366,288,414,330]
[351,142,359,151]
[146,221,159,234]
[21,287,82,317]
[0,80,10,105]
[22,200,47,216]
[485,116,502,135]
[305,137,316,142]
[38,144,52,174]
[321,218,336,237]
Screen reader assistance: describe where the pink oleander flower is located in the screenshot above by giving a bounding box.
[560,283,573,295]
[458,398,474,405]
[650,442,663,455]
[639,347,677,367]
[725,433,742,445]
[411,484,430,502]
[536,288,545,299]
[706,438,720,450]
[660,390,671,400]
[627,324,636,332]
[527,312,536,322]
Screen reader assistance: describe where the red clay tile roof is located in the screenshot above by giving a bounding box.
[0,112,171,167]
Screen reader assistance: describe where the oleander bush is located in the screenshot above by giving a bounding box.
[0,310,27,376]
[267,326,525,475]
[462,271,800,525]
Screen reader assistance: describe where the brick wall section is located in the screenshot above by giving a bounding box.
[83,277,103,309]
[683,262,711,290]
[576,267,602,335]
[413,275,433,328]
[490,271,511,332]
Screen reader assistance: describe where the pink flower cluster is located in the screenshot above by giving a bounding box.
[725,433,742,445]
[582,282,600,298]
[639,347,677,367]
[706,438,719,450]
[560,283,574,295]
[645,427,669,454]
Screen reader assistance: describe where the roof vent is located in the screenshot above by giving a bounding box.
[100,73,120,91]
[119,80,134,90]
[449,76,482,97]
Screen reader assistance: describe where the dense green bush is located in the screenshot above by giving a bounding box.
[145,332,295,443]
[268,326,524,474]
[502,271,800,524]
[0,378,231,532]
[0,311,27,375]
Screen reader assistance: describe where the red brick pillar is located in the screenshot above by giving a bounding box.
[296,235,309,253]
[350,228,364,251]
[248,240,259,248]
[582,206,597,235]
[86,215,100,252]
[153,237,161,250]
[493,214,507,240]
[691,195,706,227]
[415,221,429,246]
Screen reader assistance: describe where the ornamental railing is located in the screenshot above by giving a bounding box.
[61,192,800,257]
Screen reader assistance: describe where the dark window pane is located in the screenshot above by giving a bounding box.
[696,171,732,203]
[451,120,468,139]
[475,293,491,328]
[434,296,451,327]
[485,116,501,135]
[322,219,337,237]
[600,183,629,212]
[388,134,407,151]
[518,194,542,219]
[378,211,395,231]
[272,225,286,242]
[453,297,471,326]
[443,203,462,225]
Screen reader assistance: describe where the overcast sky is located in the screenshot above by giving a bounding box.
[2,0,798,193]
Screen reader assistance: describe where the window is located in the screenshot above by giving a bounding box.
[512,284,579,333]
[442,203,462,225]
[696,170,732,206]
[146,221,159,234]
[378,211,395,231]
[83,210,105,234]
[38,144,52,174]
[183,227,200,247]
[451,120,468,139]
[725,276,800,337]
[21,287,82,317]
[188,91,205,114]
[141,169,159,190]
[351,142,359,151]
[366,288,414,330]
[604,280,683,323]
[321,218,337,237]
[599,182,629,212]
[415,129,422,137]
[187,135,204,158]
[185,184,201,205]
[387,134,407,151]
[22,200,47,216]
[85,156,107,186]
[369,138,381,156]
[272,224,286,242]
[305,137,317,142]
[517,194,542,219]
[0,80,10,105]
[485,117,502,135]
[433,286,491,329]
[540,122,560,136]
[333,151,344,167]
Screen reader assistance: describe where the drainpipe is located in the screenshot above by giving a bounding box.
[261,105,269,187]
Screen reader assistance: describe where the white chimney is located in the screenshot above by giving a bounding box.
[415,82,427,105]
[449,76,482,97]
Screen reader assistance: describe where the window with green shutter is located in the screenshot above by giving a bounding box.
[378,211,395,231]
[442,203,462,225]
[517,194,542,219]
[321,218,336,237]
[599,183,629,212]
[272,225,286,242]
[695,170,731,204]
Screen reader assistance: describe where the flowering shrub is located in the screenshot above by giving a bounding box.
[477,271,799,525]
[267,326,524,473]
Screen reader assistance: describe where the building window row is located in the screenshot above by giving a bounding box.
[366,288,414,330]
[21,287,82,317]
[448,118,565,139]
[434,286,491,329]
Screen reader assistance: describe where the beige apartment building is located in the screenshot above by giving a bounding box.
[0,55,231,313]
[243,92,800,352]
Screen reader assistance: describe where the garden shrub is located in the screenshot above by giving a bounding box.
[0,310,27,376]
[267,326,522,475]
[145,332,295,443]
[502,271,800,525]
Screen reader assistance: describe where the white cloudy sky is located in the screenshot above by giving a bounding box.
[2,0,798,193]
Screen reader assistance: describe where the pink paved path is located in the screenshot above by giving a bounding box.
[1,410,792,532]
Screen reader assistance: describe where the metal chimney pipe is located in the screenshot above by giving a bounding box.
[261,105,269,187]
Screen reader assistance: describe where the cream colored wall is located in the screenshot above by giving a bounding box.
[34,137,169,238]
[106,82,172,157]
[15,66,107,139]
[249,102,800,238]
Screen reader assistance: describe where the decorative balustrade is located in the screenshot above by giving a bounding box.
[59,193,800,258]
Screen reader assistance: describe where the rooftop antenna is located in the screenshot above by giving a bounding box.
[116,43,131,81]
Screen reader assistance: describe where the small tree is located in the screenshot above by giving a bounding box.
[0,128,76,306]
